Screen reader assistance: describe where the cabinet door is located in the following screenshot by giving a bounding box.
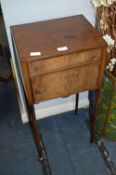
[31,62,100,103]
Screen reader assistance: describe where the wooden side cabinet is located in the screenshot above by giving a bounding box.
[11,15,106,175]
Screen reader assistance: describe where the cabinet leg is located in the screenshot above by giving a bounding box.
[90,89,101,144]
[75,93,79,114]
[24,97,52,174]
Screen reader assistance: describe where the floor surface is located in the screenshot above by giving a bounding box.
[0,80,116,175]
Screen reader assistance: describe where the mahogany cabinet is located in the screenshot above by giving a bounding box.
[11,15,106,175]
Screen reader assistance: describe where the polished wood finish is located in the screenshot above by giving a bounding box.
[11,15,106,175]
[11,15,105,62]
[31,61,100,103]
[28,49,101,76]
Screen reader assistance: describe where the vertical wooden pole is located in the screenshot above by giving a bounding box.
[75,93,79,115]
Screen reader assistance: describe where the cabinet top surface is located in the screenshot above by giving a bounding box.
[11,15,106,62]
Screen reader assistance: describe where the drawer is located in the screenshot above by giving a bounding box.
[28,49,101,76]
[30,61,100,103]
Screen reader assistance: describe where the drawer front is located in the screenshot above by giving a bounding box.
[31,62,100,103]
[28,49,101,76]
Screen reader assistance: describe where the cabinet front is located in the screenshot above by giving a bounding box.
[30,61,100,103]
[28,49,101,77]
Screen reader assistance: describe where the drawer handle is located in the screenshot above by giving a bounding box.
[34,89,41,95]
[57,46,68,52]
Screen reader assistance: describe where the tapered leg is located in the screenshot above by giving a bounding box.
[75,93,79,114]
[24,93,52,175]
[90,89,101,144]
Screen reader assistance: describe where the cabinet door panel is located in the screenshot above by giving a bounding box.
[31,62,100,103]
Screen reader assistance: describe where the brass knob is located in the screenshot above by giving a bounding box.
[34,89,41,95]
[93,55,97,60]
[34,66,39,72]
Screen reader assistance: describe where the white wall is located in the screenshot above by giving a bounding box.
[0,0,96,120]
